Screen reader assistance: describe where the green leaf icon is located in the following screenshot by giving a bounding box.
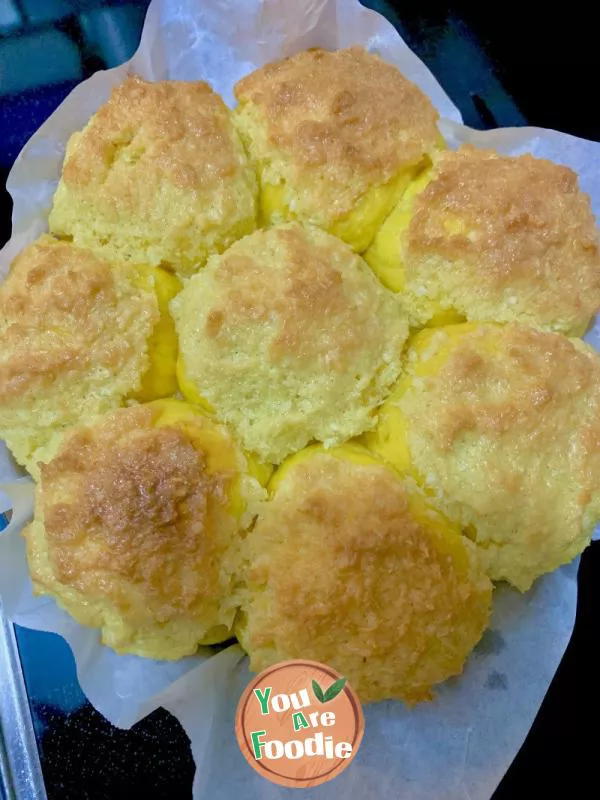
[312,677,347,703]
[312,679,325,703]
[323,677,347,702]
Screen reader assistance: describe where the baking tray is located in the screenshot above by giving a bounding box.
[0,604,45,800]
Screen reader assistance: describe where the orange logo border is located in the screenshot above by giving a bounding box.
[235,659,365,789]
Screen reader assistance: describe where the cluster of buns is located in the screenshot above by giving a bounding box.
[2,46,599,704]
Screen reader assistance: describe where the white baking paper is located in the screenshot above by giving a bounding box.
[0,0,597,797]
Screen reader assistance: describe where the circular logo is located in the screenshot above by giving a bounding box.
[235,660,364,788]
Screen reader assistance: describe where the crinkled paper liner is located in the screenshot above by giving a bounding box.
[0,1,598,797]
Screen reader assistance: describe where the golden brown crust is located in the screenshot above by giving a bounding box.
[212,225,361,367]
[21,401,264,659]
[63,75,241,193]
[399,324,600,589]
[37,405,232,623]
[405,146,600,328]
[235,46,439,197]
[0,235,157,403]
[428,326,597,458]
[49,75,257,276]
[172,223,408,462]
[240,453,491,703]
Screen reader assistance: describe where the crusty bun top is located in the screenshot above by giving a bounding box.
[63,76,241,192]
[0,235,157,471]
[374,323,600,590]
[235,47,439,222]
[49,75,258,275]
[404,147,600,333]
[173,223,408,463]
[24,400,263,659]
[238,447,491,704]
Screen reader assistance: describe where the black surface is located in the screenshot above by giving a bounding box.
[1,1,599,797]
[30,698,194,800]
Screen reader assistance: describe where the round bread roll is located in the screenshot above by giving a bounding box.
[234,46,440,253]
[365,146,600,334]
[49,75,258,277]
[172,223,408,463]
[237,445,492,704]
[0,235,179,475]
[366,323,600,590]
[23,400,265,659]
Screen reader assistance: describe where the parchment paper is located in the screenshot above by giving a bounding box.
[0,1,597,797]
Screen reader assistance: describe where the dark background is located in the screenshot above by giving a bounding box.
[1,1,598,797]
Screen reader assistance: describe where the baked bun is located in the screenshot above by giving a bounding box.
[234,46,440,252]
[366,146,600,334]
[49,75,258,277]
[366,323,600,590]
[0,236,179,474]
[23,400,264,659]
[172,223,408,463]
[237,445,492,704]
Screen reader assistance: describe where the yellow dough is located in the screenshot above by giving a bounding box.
[237,444,492,704]
[366,323,600,590]
[49,75,258,277]
[366,146,600,334]
[23,399,265,659]
[172,223,408,463]
[0,236,178,475]
[235,46,440,252]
